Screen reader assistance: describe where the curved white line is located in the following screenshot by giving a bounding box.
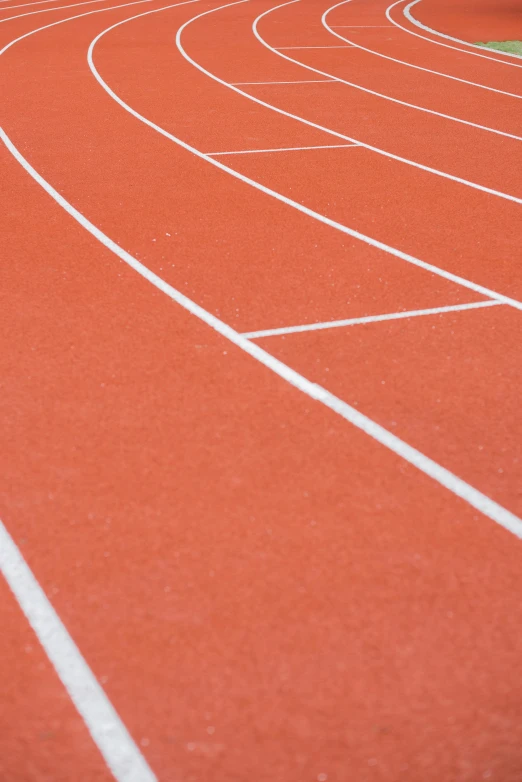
[406,0,522,63]
[261,0,522,141]
[3,92,522,538]
[387,0,522,68]
[251,0,522,202]
[86,0,522,311]
[317,5,522,139]
[0,0,121,25]
[3,0,522,536]
[323,0,522,100]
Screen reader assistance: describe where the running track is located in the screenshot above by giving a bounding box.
[1,0,522,779]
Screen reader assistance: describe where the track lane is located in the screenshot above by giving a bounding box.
[390,0,522,67]
[322,0,522,101]
[325,0,522,93]
[250,0,522,200]
[411,0,522,48]
[3,135,522,782]
[2,1,522,780]
[90,0,522,516]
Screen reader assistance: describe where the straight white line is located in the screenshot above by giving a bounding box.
[241,299,502,338]
[254,3,522,183]
[207,142,359,155]
[405,0,522,63]
[3,123,522,539]
[324,0,522,100]
[263,1,522,145]
[0,520,158,782]
[231,78,337,84]
[332,25,393,27]
[388,0,522,67]
[275,44,354,49]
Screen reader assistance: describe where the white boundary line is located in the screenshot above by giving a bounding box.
[207,142,359,154]
[323,0,522,100]
[275,44,354,49]
[3,121,522,538]
[178,0,522,204]
[0,0,120,24]
[252,2,522,195]
[173,2,522,301]
[241,299,502,338]
[387,0,522,68]
[254,0,522,144]
[405,0,522,63]
[232,78,337,84]
[2,0,522,539]
[0,519,158,782]
[6,0,522,312]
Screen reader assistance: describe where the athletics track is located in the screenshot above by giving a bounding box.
[1,0,522,779]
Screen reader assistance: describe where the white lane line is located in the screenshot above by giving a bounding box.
[10,0,518,318]
[0,520,158,782]
[254,0,522,174]
[332,25,394,27]
[260,1,522,145]
[4,123,522,540]
[405,0,522,63]
[275,44,354,49]
[241,300,502,338]
[207,142,359,154]
[324,0,522,100]
[0,0,120,24]
[232,78,337,84]
[103,0,522,311]
[0,0,154,55]
[388,0,522,68]
[178,0,522,205]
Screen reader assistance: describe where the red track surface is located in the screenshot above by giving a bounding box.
[413,0,522,44]
[1,0,522,780]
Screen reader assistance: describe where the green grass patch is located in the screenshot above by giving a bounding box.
[475,40,522,55]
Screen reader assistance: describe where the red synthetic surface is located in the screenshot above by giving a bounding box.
[1,0,522,780]
[413,0,522,44]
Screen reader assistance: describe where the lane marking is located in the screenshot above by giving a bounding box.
[387,0,522,68]
[207,142,359,154]
[0,519,158,782]
[9,0,517,317]
[252,2,522,195]
[332,25,393,27]
[256,1,522,144]
[0,0,122,24]
[4,122,522,539]
[324,0,522,99]
[241,300,502,338]
[275,44,354,49]
[232,78,337,84]
[87,0,522,312]
[405,0,522,63]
